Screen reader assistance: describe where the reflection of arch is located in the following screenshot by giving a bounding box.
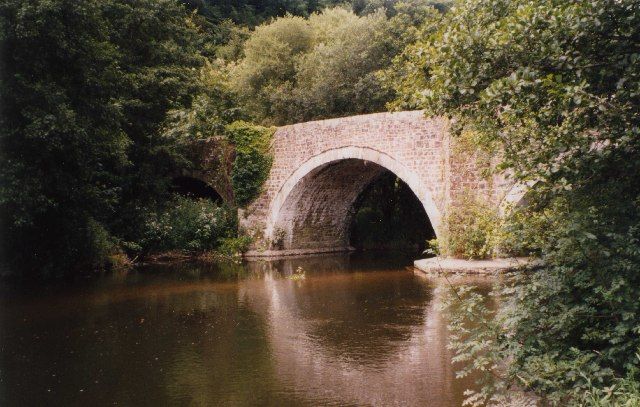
[240,256,468,406]
[265,147,441,252]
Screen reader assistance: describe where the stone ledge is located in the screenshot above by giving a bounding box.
[244,246,354,259]
[414,257,529,275]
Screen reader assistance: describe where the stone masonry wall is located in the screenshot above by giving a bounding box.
[239,111,511,255]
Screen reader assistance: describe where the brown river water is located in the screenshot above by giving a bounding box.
[0,253,494,406]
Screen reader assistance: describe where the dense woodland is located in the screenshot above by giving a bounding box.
[1,0,639,405]
[0,0,445,279]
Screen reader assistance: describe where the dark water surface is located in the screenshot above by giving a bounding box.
[0,253,493,406]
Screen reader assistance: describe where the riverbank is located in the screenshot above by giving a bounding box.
[139,250,242,265]
[244,246,356,259]
[413,257,529,275]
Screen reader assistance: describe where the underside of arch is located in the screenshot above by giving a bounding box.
[266,147,441,254]
[171,176,223,202]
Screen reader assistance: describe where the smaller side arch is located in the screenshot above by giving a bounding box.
[170,176,223,202]
[265,147,441,248]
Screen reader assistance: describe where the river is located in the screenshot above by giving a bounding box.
[0,253,493,406]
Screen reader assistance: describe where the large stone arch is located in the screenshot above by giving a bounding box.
[264,147,441,253]
[240,111,513,257]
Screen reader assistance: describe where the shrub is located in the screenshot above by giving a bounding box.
[438,192,499,259]
[140,196,236,253]
[578,364,640,407]
[218,236,252,257]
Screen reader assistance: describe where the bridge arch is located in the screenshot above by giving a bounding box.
[170,176,223,203]
[265,147,441,253]
[239,111,513,257]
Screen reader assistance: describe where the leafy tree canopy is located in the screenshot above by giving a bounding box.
[230,4,441,125]
[0,0,205,277]
[186,0,449,27]
[388,0,640,402]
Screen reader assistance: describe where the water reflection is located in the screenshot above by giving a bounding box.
[0,253,494,406]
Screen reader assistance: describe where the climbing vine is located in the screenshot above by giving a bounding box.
[225,121,274,207]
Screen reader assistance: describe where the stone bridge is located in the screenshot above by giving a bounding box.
[240,111,517,257]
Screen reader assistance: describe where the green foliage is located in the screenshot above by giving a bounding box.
[579,363,640,407]
[444,273,640,406]
[140,196,236,253]
[379,5,445,108]
[390,0,640,402]
[225,121,274,207]
[162,69,275,209]
[500,205,640,405]
[213,21,251,62]
[217,235,253,257]
[190,0,444,29]
[425,238,440,256]
[440,284,510,407]
[192,0,340,27]
[230,4,440,124]
[287,266,306,281]
[0,0,204,278]
[438,192,499,259]
[164,60,244,141]
[162,60,243,202]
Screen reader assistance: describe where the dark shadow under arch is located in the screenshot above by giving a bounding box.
[170,177,222,203]
[270,159,435,254]
[349,171,435,254]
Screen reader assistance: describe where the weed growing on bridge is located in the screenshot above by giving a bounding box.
[225,121,274,207]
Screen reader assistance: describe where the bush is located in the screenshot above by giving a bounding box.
[579,364,640,407]
[218,236,252,257]
[437,192,499,259]
[140,196,236,253]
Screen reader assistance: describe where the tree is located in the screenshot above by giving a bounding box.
[389,0,640,403]
[230,4,441,125]
[229,13,314,124]
[0,0,204,278]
